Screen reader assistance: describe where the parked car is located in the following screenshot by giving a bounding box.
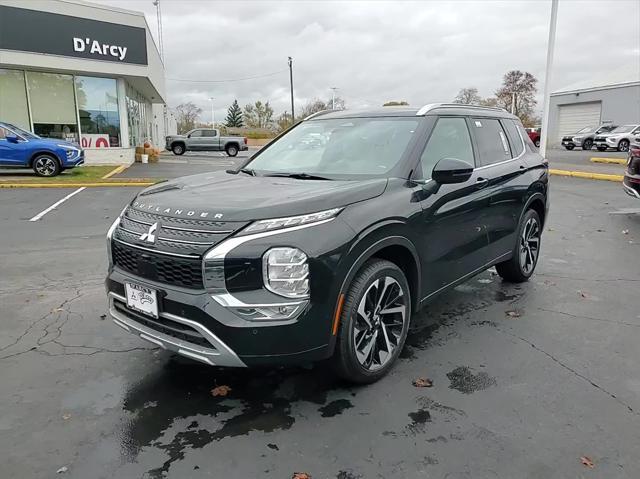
[165,128,248,157]
[106,103,548,383]
[526,127,541,147]
[561,124,618,151]
[623,136,640,199]
[593,124,640,152]
[0,122,84,177]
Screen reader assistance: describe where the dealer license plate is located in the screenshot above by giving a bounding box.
[125,283,158,318]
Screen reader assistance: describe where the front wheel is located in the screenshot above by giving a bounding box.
[565,144,575,150]
[618,140,630,152]
[332,259,411,384]
[496,209,542,283]
[32,154,61,177]
[172,143,185,155]
[582,139,593,150]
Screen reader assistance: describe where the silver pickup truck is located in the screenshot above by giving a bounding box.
[165,128,248,156]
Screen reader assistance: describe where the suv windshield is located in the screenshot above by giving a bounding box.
[611,125,635,133]
[576,126,595,134]
[2,123,39,140]
[247,117,419,177]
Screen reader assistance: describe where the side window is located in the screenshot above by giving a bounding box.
[420,117,474,179]
[472,118,512,166]
[190,130,202,138]
[202,130,217,137]
[502,119,525,157]
[0,127,6,139]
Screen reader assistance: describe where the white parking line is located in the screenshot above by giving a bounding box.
[28,187,86,222]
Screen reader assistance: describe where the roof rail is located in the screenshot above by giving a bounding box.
[416,103,507,116]
[304,109,334,121]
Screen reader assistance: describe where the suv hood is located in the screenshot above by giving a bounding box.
[130,171,388,222]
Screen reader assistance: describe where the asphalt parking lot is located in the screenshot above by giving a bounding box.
[2,161,640,478]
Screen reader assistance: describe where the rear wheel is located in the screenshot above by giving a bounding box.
[172,143,185,155]
[496,209,541,283]
[618,140,630,152]
[333,259,411,384]
[534,139,540,148]
[226,144,239,157]
[582,139,593,150]
[32,154,61,177]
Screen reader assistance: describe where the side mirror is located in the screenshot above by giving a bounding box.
[6,135,19,143]
[431,157,474,184]
[187,133,191,138]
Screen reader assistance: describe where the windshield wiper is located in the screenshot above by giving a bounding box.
[263,172,332,180]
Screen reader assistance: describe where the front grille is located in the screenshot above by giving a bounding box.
[113,241,204,289]
[594,137,607,142]
[113,300,211,348]
[111,206,249,289]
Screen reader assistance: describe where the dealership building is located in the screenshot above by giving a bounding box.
[547,65,640,146]
[0,0,176,163]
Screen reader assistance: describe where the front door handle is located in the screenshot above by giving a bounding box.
[475,177,489,189]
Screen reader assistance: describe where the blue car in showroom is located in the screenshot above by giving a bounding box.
[0,121,84,177]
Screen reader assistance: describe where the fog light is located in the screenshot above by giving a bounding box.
[232,303,306,321]
[263,247,309,298]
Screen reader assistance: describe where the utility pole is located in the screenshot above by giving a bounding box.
[288,57,295,123]
[330,87,339,110]
[511,91,516,114]
[539,0,559,158]
[152,0,164,62]
[209,97,215,128]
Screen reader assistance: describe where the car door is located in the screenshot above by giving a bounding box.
[187,129,205,150]
[470,117,529,261]
[201,129,221,150]
[413,115,491,297]
[0,126,27,165]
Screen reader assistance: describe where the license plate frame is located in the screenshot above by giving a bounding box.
[125,282,159,318]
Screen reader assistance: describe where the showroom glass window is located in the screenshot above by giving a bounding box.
[0,69,30,129]
[126,84,150,146]
[26,72,79,142]
[75,76,121,147]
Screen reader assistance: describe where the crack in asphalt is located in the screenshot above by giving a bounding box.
[496,326,637,416]
[0,277,104,295]
[537,307,640,328]
[538,273,640,283]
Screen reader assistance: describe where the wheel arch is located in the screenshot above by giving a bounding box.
[523,192,547,227]
[225,141,240,151]
[28,150,62,167]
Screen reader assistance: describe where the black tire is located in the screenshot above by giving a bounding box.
[534,139,540,148]
[172,143,185,155]
[32,154,61,177]
[582,139,593,150]
[332,259,411,384]
[618,140,630,152]
[496,209,542,283]
[226,144,239,157]
[565,144,575,151]
[597,146,607,152]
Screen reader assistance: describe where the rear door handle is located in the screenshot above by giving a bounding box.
[476,177,489,189]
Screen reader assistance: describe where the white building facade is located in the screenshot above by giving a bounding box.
[0,0,176,164]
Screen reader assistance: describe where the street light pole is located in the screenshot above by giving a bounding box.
[330,87,339,110]
[209,97,215,128]
[288,56,295,123]
[539,0,559,159]
[152,0,164,62]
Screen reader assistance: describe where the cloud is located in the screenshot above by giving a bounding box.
[93,0,640,120]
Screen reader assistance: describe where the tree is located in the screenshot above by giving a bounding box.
[299,99,328,118]
[174,102,202,133]
[453,87,482,105]
[383,101,409,106]
[494,70,538,124]
[243,100,274,128]
[276,111,294,132]
[224,100,243,127]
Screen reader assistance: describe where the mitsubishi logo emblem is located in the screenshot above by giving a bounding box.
[139,222,158,244]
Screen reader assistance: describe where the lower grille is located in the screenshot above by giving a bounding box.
[112,241,204,289]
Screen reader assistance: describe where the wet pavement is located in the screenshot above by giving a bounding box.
[1,176,639,478]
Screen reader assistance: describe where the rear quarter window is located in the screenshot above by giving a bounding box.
[502,119,525,157]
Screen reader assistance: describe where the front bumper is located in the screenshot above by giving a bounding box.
[623,174,640,199]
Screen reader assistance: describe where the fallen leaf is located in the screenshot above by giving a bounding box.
[622,229,629,235]
[580,456,595,468]
[56,466,68,474]
[579,291,588,299]
[53,308,65,312]
[211,385,232,397]
[412,377,434,388]
[62,413,71,420]
[292,473,311,479]
[99,314,106,320]
[595,229,605,233]
[505,310,521,318]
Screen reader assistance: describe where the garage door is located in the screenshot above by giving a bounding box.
[557,102,602,142]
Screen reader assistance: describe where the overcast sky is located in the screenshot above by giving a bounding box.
[93,0,639,123]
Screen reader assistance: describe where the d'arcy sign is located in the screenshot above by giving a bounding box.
[0,5,147,65]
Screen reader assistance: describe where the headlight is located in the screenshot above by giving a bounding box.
[58,145,80,159]
[240,208,342,235]
[573,136,583,141]
[262,247,309,298]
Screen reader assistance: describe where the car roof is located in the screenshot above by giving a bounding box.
[307,103,518,121]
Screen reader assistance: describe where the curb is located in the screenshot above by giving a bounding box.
[549,169,624,182]
[101,164,129,179]
[590,157,627,165]
[0,181,156,188]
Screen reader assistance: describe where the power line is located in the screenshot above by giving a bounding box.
[167,70,287,84]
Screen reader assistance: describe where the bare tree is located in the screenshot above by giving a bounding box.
[495,70,538,124]
[383,101,409,106]
[174,102,202,133]
[453,88,482,105]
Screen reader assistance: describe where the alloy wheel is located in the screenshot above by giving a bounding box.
[34,157,57,176]
[519,217,540,275]
[353,276,407,371]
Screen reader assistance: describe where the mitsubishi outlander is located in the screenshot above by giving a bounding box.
[106,104,548,383]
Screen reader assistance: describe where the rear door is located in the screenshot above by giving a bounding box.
[414,116,491,297]
[470,117,529,261]
[201,129,221,150]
